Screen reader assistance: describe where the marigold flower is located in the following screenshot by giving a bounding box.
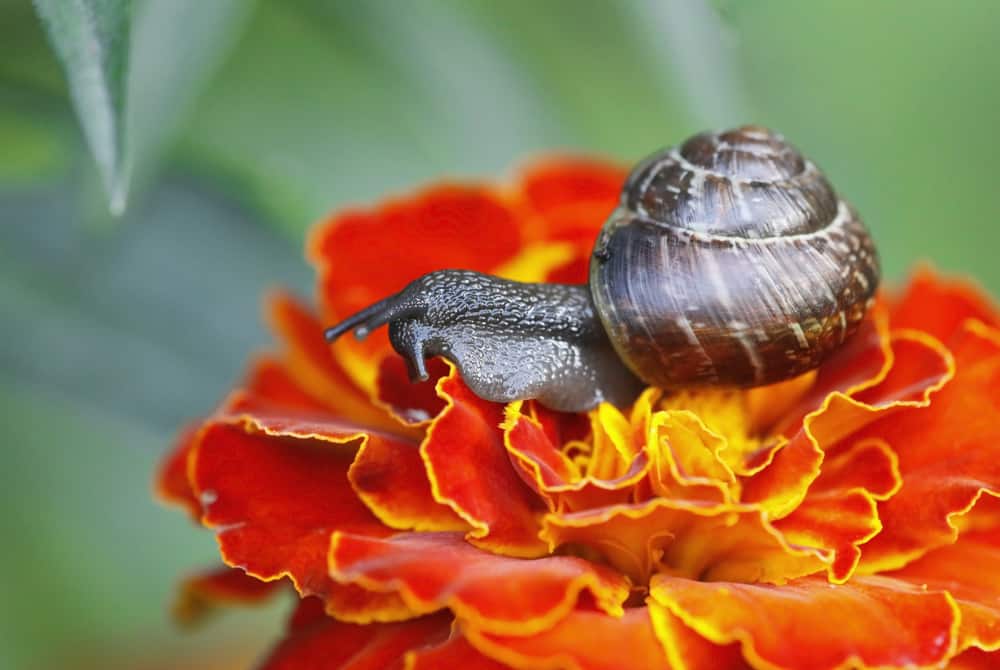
[158,158,1000,669]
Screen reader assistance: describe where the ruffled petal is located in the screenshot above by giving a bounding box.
[648,605,751,670]
[541,500,823,585]
[172,565,282,625]
[266,292,404,435]
[422,370,547,556]
[503,400,647,513]
[859,322,1000,570]
[742,328,952,520]
[405,631,511,670]
[891,266,1000,344]
[261,597,451,670]
[349,426,469,533]
[887,518,1000,653]
[463,607,674,670]
[650,574,959,670]
[329,531,628,635]
[770,438,901,582]
[309,185,525,388]
[764,314,892,438]
[648,409,737,505]
[190,420,414,621]
[156,422,202,519]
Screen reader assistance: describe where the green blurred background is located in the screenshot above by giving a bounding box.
[2,1,998,667]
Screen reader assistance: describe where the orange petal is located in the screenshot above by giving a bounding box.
[328,531,629,636]
[770,438,901,583]
[859,322,1000,570]
[422,370,547,556]
[463,607,674,670]
[541,500,823,585]
[742,329,952,519]
[649,410,738,505]
[888,527,1000,653]
[245,356,331,413]
[765,313,891,438]
[516,157,626,243]
[503,401,646,513]
[309,185,525,387]
[650,574,959,670]
[155,422,202,519]
[891,266,1000,344]
[266,292,403,435]
[172,565,282,626]
[349,427,469,533]
[405,631,511,670]
[262,597,451,670]
[190,421,413,621]
[648,604,751,670]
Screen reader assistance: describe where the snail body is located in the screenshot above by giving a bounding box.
[325,126,880,412]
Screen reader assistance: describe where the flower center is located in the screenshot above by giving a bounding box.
[539,386,820,587]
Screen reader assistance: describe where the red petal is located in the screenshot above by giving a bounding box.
[742,329,952,519]
[172,565,282,625]
[950,648,1000,669]
[517,157,626,243]
[504,401,646,513]
[766,314,891,438]
[422,370,547,556]
[349,427,469,533]
[329,531,629,635]
[892,266,1000,344]
[245,356,332,413]
[859,322,1000,569]
[541,500,823,585]
[464,607,675,670]
[771,438,901,582]
[262,597,450,670]
[374,355,449,426]
[650,574,958,670]
[190,420,414,621]
[888,524,1000,653]
[266,292,403,435]
[156,422,201,518]
[309,186,525,384]
[406,632,511,670]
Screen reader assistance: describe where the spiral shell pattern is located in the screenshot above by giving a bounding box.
[590,125,880,389]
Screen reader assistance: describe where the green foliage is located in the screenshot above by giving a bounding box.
[34,0,132,213]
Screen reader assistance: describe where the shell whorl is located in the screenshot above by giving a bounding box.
[624,125,839,238]
[591,125,880,390]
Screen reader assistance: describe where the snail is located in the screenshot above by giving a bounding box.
[324,126,880,413]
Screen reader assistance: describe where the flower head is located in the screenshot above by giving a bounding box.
[159,158,1000,669]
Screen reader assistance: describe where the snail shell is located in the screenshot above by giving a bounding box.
[590,125,880,389]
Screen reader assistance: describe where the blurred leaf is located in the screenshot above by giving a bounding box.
[178,0,692,240]
[34,0,133,214]
[0,105,71,185]
[0,174,309,431]
[125,0,254,204]
[623,0,752,128]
